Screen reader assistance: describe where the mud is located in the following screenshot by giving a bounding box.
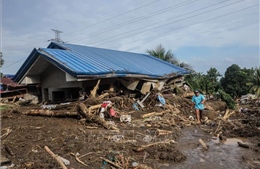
[161,127,260,169]
[1,97,260,169]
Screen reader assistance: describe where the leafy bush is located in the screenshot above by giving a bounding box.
[217,89,236,109]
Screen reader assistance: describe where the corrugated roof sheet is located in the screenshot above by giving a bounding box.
[45,43,187,77]
[14,42,188,81]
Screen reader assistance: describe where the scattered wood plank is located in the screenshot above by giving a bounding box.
[157,129,172,136]
[44,146,67,169]
[141,109,171,118]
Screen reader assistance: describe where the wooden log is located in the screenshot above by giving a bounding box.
[157,129,172,136]
[78,103,119,130]
[141,109,171,118]
[44,146,67,169]
[23,110,78,117]
[89,79,100,98]
[237,142,249,148]
[199,139,208,150]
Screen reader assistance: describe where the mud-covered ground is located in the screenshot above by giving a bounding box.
[1,96,260,169]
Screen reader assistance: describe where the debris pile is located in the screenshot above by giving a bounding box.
[1,83,260,168]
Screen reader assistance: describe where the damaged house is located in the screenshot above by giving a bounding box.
[13,42,188,103]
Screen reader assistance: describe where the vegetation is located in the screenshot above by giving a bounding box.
[247,67,260,96]
[146,44,192,70]
[147,45,259,109]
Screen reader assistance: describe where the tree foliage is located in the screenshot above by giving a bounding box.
[146,44,179,65]
[247,67,260,96]
[185,67,221,95]
[217,89,236,109]
[220,64,250,98]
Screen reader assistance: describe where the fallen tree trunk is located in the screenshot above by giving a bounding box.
[23,110,78,117]
[77,103,119,130]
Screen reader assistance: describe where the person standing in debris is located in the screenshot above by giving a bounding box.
[191,90,206,124]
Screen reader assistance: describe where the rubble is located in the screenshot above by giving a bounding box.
[1,83,260,168]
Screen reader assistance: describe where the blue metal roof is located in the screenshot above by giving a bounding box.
[14,42,188,81]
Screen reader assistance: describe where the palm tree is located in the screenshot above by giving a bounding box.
[146,44,179,65]
[247,67,260,96]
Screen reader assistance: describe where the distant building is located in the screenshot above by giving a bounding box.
[0,76,27,99]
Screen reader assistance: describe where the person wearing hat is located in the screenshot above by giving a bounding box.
[191,90,206,124]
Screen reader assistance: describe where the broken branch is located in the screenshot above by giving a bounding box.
[1,128,12,139]
[223,109,236,121]
[70,153,89,167]
[135,139,175,152]
[44,146,67,169]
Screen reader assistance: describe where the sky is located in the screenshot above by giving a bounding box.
[1,0,259,76]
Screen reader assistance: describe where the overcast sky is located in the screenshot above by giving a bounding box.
[1,0,259,76]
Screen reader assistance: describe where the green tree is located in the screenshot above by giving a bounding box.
[185,67,221,96]
[217,89,236,109]
[247,67,260,96]
[179,62,193,71]
[185,72,204,92]
[220,64,249,98]
[146,44,179,65]
[205,67,221,95]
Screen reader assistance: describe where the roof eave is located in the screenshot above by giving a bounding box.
[13,48,40,82]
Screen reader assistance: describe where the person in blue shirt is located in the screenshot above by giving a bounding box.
[191,90,206,124]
